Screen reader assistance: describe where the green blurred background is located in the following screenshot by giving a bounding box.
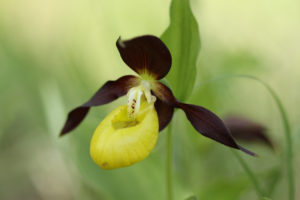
[0,0,299,199]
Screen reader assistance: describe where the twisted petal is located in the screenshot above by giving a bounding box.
[116,35,172,80]
[152,82,256,156]
[155,98,174,131]
[178,103,256,156]
[60,75,139,136]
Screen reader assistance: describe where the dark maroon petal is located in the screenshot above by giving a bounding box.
[224,115,274,150]
[154,98,174,131]
[116,35,172,80]
[152,82,177,106]
[177,103,256,156]
[60,75,139,136]
[151,82,256,155]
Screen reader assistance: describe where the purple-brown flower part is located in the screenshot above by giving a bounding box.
[60,75,139,136]
[151,81,256,156]
[224,115,274,150]
[60,34,256,157]
[154,98,174,131]
[117,35,172,80]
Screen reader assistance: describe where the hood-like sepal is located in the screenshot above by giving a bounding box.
[60,75,139,136]
[116,35,172,80]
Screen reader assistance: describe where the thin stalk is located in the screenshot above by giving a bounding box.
[231,150,265,197]
[198,74,294,200]
[166,122,173,200]
[240,75,294,200]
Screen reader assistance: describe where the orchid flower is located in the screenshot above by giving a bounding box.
[60,35,255,170]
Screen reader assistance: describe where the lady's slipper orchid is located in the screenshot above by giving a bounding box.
[60,35,255,169]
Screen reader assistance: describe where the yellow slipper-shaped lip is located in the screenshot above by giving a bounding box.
[90,101,159,170]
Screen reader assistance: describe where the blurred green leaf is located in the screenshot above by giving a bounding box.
[264,167,282,198]
[198,179,248,200]
[185,195,198,200]
[161,0,201,101]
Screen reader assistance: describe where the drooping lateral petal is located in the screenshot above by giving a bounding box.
[177,103,256,156]
[116,35,172,80]
[154,98,174,131]
[151,82,256,156]
[224,115,274,150]
[60,75,139,136]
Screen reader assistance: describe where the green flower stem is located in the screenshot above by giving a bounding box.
[166,122,173,200]
[199,74,294,200]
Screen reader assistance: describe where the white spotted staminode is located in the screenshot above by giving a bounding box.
[127,80,156,118]
[60,35,256,170]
